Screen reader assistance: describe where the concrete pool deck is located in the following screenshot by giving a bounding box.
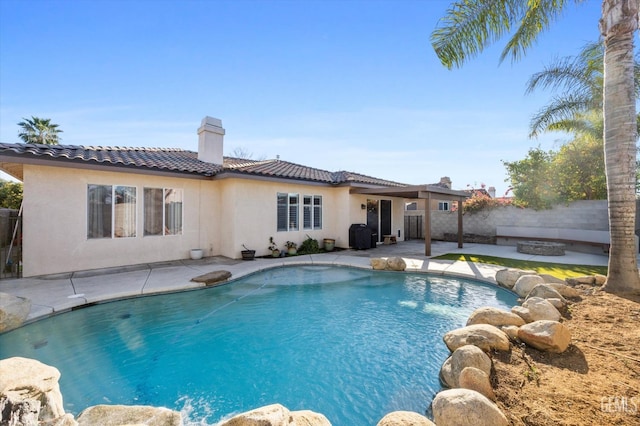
[0,240,612,326]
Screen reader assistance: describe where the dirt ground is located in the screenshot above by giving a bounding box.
[491,286,640,425]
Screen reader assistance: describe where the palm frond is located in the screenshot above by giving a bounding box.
[500,0,559,63]
[545,119,600,139]
[525,41,603,96]
[431,0,521,69]
[526,60,592,96]
[529,94,592,137]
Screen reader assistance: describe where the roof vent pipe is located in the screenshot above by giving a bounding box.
[197,116,225,164]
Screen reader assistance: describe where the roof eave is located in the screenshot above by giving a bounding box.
[0,153,216,180]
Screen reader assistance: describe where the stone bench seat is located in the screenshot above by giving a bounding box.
[496,226,611,253]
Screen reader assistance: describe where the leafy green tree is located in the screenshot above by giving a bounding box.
[503,147,558,209]
[504,132,607,207]
[17,116,63,145]
[431,0,640,295]
[554,131,607,201]
[0,180,23,209]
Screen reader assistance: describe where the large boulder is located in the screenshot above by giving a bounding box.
[594,274,607,286]
[76,405,182,426]
[546,298,566,310]
[386,257,407,271]
[220,404,331,426]
[565,275,596,286]
[50,413,77,425]
[526,284,566,303]
[466,307,525,327]
[377,410,436,425]
[291,410,332,426]
[443,324,510,352]
[0,292,31,333]
[512,275,545,298]
[494,268,535,289]
[546,283,582,298]
[431,388,508,426]
[538,273,565,284]
[501,325,520,341]
[512,297,561,323]
[221,404,290,425]
[440,345,492,388]
[371,258,387,270]
[191,270,232,286]
[458,367,495,401]
[518,320,571,353]
[0,357,66,424]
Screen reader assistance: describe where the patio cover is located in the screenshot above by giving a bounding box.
[350,184,470,256]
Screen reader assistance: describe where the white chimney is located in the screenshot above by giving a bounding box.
[488,186,496,198]
[197,116,225,164]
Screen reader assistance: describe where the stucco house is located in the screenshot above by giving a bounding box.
[0,116,468,277]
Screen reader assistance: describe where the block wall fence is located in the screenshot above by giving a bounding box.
[405,200,640,241]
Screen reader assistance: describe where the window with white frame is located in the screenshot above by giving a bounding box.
[144,188,183,236]
[277,193,299,231]
[303,195,322,230]
[438,201,449,211]
[87,184,136,238]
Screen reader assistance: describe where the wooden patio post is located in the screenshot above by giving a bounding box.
[457,196,464,248]
[423,192,431,256]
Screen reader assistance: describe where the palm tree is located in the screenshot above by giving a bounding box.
[526,42,640,138]
[431,0,640,295]
[17,116,63,145]
[525,44,640,202]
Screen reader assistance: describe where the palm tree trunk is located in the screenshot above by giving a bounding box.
[601,0,640,295]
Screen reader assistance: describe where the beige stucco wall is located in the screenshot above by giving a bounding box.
[216,178,352,258]
[215,180,406,257]
[22,165,218,277]
[21,164,408,276]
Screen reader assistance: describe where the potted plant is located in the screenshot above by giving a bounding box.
[285,241,297,255]
[268,237,280,257]
[323,238,335,252]
[241,244,255,260]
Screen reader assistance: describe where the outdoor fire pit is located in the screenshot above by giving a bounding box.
[517,241,565,256]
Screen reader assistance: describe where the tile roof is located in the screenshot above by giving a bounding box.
[0,142,407,187]
[0,143,221,176]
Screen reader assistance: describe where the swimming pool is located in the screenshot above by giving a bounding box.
[0,266,517,425]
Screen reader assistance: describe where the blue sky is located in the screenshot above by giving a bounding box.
[0,0,606,195]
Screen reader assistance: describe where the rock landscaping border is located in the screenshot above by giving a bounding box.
[429,267,590,425]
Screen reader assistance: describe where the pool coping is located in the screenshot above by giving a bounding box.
[0,254,505,328]
[1,240,610,329]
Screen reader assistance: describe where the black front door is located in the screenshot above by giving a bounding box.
[367,199,392,242]
[380,199,392,238]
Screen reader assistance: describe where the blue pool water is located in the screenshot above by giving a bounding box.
[0,266,517,425]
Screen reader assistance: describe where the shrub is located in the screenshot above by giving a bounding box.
[460,186,512,214]
[298,236,320,254]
